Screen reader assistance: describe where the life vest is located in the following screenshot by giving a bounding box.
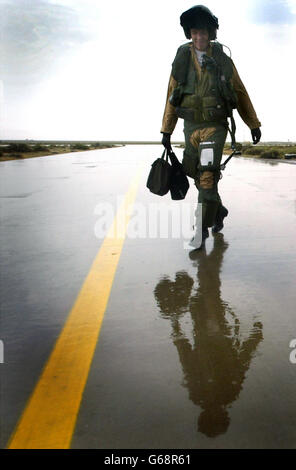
[170,41,237,125]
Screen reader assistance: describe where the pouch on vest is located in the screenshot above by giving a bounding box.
[219,75,237,110]
[201,96,228,122]
[175,106,203,122]
[169,86,184,107]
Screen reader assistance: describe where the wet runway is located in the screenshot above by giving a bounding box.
[0,145,296,448]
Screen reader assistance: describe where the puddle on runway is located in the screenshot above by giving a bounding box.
[1,146,296,448]
[154,234,263,438]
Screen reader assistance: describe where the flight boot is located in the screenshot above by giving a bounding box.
[189,226,209,250]
[212,205,228,234]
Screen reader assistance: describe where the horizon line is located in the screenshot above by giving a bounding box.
[1,139,295,145]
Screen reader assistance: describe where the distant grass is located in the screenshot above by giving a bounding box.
[242,145,296,159]
[176,141,296,160]
[222,142,296,159]
[0,142,121,162]
[1,141,296,162]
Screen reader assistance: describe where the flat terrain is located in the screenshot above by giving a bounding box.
[1,141,296,162]
[0,142,122,162]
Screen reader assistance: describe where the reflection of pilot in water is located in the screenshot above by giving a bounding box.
[154,234,263,438]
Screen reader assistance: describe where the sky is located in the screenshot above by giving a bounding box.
[0,0,296,142]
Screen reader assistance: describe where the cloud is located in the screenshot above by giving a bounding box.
[248,0,296,24]
[0,0,99,86]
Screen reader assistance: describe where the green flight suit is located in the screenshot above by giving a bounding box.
[161,40,261,231]
[171,41,233,228]
[183,120,228,227]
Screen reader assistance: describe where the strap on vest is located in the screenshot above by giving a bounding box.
[228,113,236,150]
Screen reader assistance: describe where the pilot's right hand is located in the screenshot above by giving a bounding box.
[161,132,172,151]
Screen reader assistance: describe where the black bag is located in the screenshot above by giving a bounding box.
[168,150,190,200]
[146,148,172,196]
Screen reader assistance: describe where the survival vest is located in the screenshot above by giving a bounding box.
[169,41,238,126]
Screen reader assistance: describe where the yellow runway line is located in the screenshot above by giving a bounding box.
[7,165,145,449]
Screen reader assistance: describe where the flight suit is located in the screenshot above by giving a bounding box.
[161,41,261,228]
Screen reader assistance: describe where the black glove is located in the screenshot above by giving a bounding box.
[251,128,261,145]
[161,132,172,151]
